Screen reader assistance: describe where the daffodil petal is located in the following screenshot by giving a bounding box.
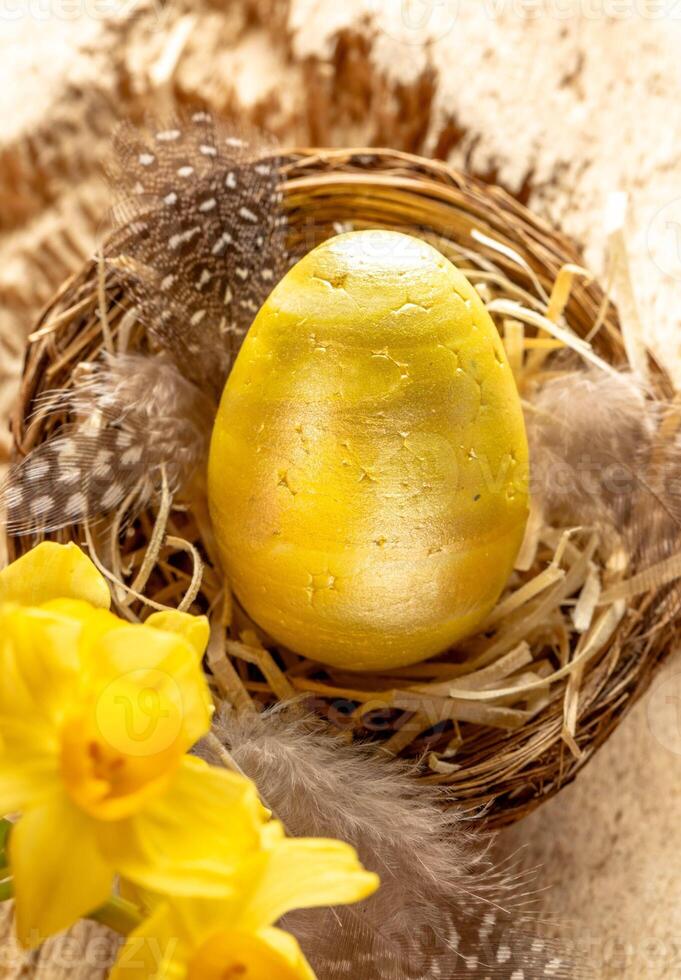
[239,838,380,930]
[103,757,266,896]
[145,612,210,658]
[93,624,203,679]
[0,615,43,721]
[31,600,125,698]
[0,606,83,725]
[0,714,57,760]
[0,752,59,816]
[110,903,188,980]
[116,881,219,942]
[11,793,113,947]
[0,542,110,609]
[92,626,213,749]
[41,599,121,636]
[172,896,233,946]
[256,927,317,980]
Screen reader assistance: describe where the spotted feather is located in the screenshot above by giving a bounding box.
[105,113,288,397]
[3,354,213,535]
[3,113,289,535]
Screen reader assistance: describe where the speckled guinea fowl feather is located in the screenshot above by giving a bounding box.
[106,113,288,396]
[3,354,213,534]
[204,706,590,980]
[291,907,583,979]
[2,114,288,535]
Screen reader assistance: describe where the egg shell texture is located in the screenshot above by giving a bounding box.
[208,230,529,670]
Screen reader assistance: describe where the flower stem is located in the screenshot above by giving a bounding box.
[88,896,142,936]
[0,818,11,867]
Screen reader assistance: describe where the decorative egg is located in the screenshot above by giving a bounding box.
[208,230,529,671]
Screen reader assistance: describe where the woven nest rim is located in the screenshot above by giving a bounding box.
[6,146,680,829]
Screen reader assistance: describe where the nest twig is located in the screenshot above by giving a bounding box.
[6,148,679,828]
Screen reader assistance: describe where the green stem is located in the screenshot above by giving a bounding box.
[88,895,142,936]
[0,818,12,867]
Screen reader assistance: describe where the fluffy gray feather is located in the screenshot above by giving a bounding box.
[526,367,681,575]
[527,369,652,525]
[204,704,591,980]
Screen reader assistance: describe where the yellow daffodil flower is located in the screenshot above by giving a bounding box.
[0,541,112,609]
[112,821,380,980]
[0,543,267,947]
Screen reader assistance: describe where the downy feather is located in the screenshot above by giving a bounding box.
[526,367,681,577]
[204,704,590,980]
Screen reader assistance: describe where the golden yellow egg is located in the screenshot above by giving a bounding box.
[208,230,529,671]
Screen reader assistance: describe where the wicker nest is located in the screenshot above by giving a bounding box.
[6,148,680,829]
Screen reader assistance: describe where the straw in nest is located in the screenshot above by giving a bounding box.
[5,145,681,830]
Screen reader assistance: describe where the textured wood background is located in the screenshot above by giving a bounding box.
[2,2,681,976]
